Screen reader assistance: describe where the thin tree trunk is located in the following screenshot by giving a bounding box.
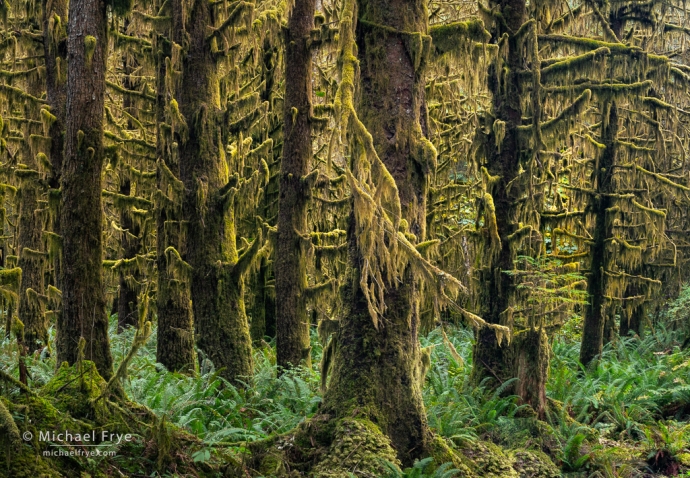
[580,101,618,366]
[17,78,47,353]
[275,0,315,369]
[42,0,66,300]
[471,0,527,387]
[155,31,195,373]
[116,177,140,332]
[117,53,140,332]
[57,0,113,380]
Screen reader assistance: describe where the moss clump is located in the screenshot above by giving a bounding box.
[459,441,519,477]
[310,418,399,477]
[0,395,82,477]
[41,361,109,424]
[509,449,560,477]
[428,435,477,477]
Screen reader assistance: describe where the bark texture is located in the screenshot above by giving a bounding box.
[275,0,316,369]
[321,0,434,465]
[57,0,113,380]
[580,102,617,367]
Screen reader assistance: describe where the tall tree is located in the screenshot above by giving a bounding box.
[57,0,113,379]
[318,0,462,465]
[275,0,316,369]
[168,0,270,382]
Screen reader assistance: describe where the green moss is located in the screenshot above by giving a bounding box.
[459,441,519,477]
[509,449,560,478]
[41,361,109,424]
[311,418,399,477]
[430,20,490,55]
[84,36,96,66]
[428,435,477,476]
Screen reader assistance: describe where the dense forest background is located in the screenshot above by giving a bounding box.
[1,0,690,475]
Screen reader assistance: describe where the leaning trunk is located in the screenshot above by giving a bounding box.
[57,0,113,379]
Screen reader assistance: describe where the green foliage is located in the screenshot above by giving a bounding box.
[379,457,461,477]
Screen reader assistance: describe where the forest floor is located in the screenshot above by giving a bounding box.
[2,290,690,477]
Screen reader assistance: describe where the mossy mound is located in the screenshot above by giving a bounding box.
[1,394,84,478]
[310,417,400,477]
[1,363,231,478]
[427,435,477,477]
[242,415,400,477]
[454,441,561,478]
[510,449,561,478]
[41,361,110,424]
[460,441,519,477]
[238,414,562,477]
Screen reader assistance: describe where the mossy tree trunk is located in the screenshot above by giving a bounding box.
[116,177,140,332]
[154,31,195,373]
[580,101,618,367]
[471,0,527,387]
[117,59,141,333]
[250,257,275,344]
[42,0,66,293]
[322,0,434,465]
[57,0,113,380]
[514,328,549,419]
[173,0,258,383]
[620,284,643,337]
[17,77,47,354]
[275,0,315,370]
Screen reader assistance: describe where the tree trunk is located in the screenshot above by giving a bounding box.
[471,0,527,387]
[514,327,549,419]
[117,178,140,332]
[174,0,254,383]
[17,78,47,353]
[154,33,195,373]
[321,0,433,465]
[57,0,113,380]
[117,54,140,333]
[580,101,618,367]
[275,0,315,369]
[42,0,66,306]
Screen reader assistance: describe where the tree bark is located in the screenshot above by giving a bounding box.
[580,101,618,367]
[471,0,527,387]
[57,0,113,380]
[275,0,315,370]
[154,32,195,373]
[174,0,255,383]
[17,77,47,354]
[321,0,434,465]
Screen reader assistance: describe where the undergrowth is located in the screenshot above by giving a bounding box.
[2,286,690,476]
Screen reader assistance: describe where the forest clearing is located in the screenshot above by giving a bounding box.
[1,0,690,474]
